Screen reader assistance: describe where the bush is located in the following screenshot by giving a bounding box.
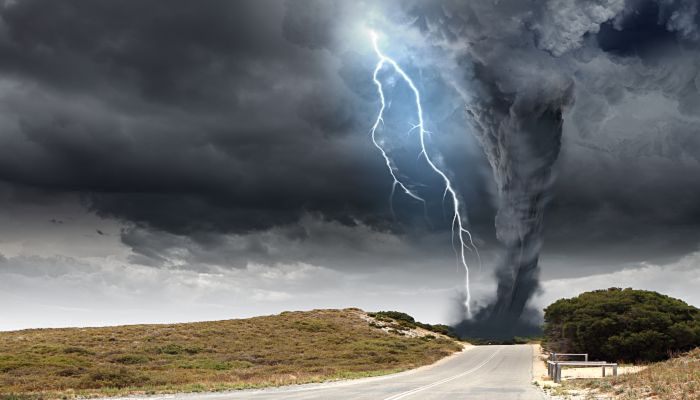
[111,354,149,365]
[80,368,149,388]
[544,288,700,362]
[370,311,415,325]
[155,344,201,355]
[420,323,459,339]
[62,346,93,355]
[368,311,460,339]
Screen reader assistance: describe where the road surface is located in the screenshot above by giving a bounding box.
[139,344,543,400]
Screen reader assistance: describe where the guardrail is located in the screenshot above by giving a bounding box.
[547,360,618,383]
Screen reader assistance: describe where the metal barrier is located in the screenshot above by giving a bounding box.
[547,360,618,383]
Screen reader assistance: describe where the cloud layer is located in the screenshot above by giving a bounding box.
[0,0,698,328]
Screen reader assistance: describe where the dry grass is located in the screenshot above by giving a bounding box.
[0,308,461,399]
[565,348,700,399]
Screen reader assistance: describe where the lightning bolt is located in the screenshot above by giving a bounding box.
[369,30,478,317]
[370,47,426,213]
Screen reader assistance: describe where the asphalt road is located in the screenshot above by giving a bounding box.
[142,345,544,400]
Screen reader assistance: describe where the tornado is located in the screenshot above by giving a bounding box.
[394,0,687,339]
[388,0,579,337]
[458,66,573,339]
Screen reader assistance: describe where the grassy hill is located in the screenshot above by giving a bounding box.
[565,347,700,399]
[0,309,462,398]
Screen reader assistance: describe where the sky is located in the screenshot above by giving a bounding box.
[1,0,700,331]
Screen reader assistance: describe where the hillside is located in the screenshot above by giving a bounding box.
[0,309,462,398]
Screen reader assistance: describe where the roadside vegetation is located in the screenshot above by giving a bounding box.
[544,288,700,362]
[0,308,461,399]
[562,347,700,399]
[367,311,459,338]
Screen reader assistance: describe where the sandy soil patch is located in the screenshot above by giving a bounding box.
[531,344,647,399]
[559,365,647,380]
[532,344,550,385]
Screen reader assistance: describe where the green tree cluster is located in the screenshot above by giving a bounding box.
[544,288,700,362]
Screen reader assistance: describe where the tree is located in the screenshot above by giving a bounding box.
[544,288,700,362]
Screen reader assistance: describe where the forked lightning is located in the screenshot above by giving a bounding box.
[368,30,478,316]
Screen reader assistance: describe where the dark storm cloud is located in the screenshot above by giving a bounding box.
[545,0,700,260]
[409,0,700,251]
[0,0,496,246]
[0,0,698,284]
[0,0,406,236]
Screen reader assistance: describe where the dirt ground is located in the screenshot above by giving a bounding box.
[531,344,647,399]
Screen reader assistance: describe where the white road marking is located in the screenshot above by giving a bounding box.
[382,348,502,400]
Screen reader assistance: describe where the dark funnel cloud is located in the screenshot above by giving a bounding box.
[463,76,573,338]
[398,0,577,337]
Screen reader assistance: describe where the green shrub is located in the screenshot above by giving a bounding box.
[80,368,149,388]
[155,344,201,355]
[62,346,93,356]
[111,354,149,365]
[544,288,700,362]
[420,323,459,339]
[371,311,416,325]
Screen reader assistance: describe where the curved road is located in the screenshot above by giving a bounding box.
[143,345,544,400]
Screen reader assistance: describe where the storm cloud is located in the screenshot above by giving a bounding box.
[0,0,699,330]
[0,0,399,235]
